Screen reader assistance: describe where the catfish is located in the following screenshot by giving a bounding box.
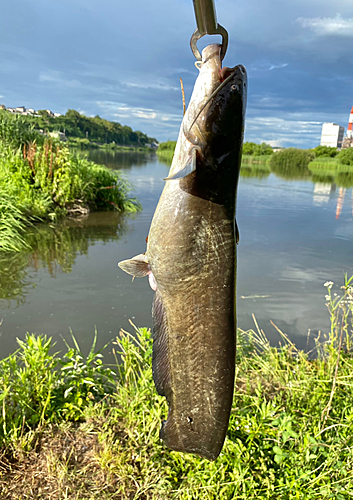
[119,43,247,460]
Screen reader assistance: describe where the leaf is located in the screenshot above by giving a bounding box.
[64,386,74,398]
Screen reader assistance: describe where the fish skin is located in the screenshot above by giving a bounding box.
[118,43,247,461]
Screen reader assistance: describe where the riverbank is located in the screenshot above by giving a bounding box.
[1,278,353,499]
[68,137,156,152]
[0,111,141,253]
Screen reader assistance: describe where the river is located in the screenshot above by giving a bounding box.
[0,150,352,360]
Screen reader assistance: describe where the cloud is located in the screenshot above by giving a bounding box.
[251,63,288,72]
[123,81,179,92]
[96,101,182,125]
[297,14,353,37]
[268,63,288,71]
[245,116,323,147]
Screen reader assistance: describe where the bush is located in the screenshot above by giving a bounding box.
[157,140,177,151]
[337,148,353,166]
[313,145,338,158]
[0,110,42,150]
[269,148,314,178]
[0,119,140,251]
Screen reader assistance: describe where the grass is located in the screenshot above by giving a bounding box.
[68,137,155,152]
[241,155,272,167]
[1,276,353,498]
[0,111,141,252]
[309,157,353,172]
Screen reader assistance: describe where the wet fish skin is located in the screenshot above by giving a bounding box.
[119,44,247,461]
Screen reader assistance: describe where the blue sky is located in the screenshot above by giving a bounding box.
[1,0,352,147]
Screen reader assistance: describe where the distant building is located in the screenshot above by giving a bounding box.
[16,106,26,113]
[0,104,6,110]
[7,107,16,113]
[45,109,54,117]
[320,123,344,148]
[53,112,62,118]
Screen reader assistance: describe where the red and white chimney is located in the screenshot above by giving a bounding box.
[348,106,353,139]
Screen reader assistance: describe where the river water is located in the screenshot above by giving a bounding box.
[0,150,352,360]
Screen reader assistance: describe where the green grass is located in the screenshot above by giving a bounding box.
[241,155,272,166]
[309,158,353,172]
[0,112,141,252]
[1,277,353,498]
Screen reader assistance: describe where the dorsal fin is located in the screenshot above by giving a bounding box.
[152,292,172,402]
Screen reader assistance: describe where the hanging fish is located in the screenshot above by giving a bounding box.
[119,43,247,460]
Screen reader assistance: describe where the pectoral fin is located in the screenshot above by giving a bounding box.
[118,253,150,277]
[164,147,197,180]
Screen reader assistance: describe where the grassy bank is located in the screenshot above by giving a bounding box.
[68,137,155,152]
[309,157,353,172]
[0,111,140,253]
[156,140,176,163]
[1,277,353,499]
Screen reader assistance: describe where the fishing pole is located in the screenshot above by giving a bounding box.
[190,0,228,61]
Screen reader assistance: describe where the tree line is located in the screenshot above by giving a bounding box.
[25,109,157,147]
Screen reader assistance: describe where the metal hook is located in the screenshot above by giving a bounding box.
[190,0,228,61]
[190,24,228,62]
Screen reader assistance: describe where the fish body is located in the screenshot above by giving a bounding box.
[119,44,247,461]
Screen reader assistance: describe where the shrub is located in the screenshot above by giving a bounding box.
[337,148,353,166]
[313,145,338,158]
[0,128,140,251]
[157,140,177,151]
[0,110,42,150]
[269,148,314,178]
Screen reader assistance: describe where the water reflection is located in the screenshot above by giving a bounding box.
[74,149,156,171]
[0,212,128,306]
[240,166,270,180]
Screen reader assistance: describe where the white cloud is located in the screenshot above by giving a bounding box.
[123,81,179,92]
[297,14,353,37]
[96,101,182,126]
[268,63,288,71]
[245,116,323,147]
[251,63,288,72]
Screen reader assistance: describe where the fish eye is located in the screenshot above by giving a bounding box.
[231,84,239,91]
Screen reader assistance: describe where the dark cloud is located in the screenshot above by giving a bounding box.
[1,0,352,146]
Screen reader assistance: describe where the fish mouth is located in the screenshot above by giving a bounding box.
[220,64,246,84]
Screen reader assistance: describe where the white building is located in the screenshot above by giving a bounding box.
[320,123,344,148]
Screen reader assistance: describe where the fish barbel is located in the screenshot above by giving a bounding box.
[119,43,247,460]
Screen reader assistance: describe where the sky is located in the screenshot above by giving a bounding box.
[1,0,352,147]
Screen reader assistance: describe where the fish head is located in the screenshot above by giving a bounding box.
[183,44,247,173]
